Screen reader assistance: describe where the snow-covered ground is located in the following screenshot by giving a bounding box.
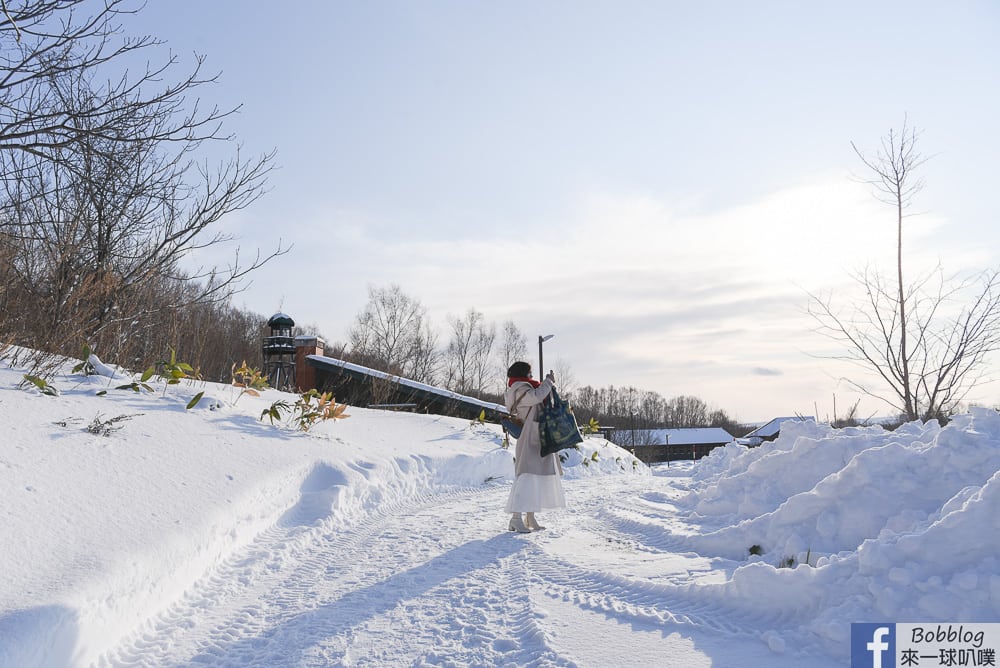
[1,350,998,667]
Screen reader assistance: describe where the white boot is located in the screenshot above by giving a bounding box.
[508,513,531,533]
[525,512,545,531]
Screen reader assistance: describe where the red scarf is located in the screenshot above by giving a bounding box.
[508,376,540,388]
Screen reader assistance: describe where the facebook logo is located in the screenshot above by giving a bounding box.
[851,623,896,668]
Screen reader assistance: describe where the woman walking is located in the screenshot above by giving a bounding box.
[504,361,566,532]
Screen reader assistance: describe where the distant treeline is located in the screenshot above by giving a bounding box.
[569,387,752,436]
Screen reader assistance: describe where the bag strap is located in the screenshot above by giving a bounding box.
[509,387,530,415]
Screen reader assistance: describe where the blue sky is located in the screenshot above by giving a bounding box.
[128,1,1000,422]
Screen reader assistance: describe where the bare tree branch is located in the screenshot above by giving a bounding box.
[0,0,283,372]
[809,123,1000,420]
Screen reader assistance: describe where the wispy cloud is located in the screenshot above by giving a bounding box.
[228,174,995,421]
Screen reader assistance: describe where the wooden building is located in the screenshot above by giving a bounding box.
[611,427,735,463]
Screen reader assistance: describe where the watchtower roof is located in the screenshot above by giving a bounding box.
[268,312,295,328]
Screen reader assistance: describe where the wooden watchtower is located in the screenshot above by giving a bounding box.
[262,312,296,390]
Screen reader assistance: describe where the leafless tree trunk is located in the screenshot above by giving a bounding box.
[499,319,528,371]
[348,284,438,383]
[809,122,1000,420]
[552,358,577,398]
[444,308,495,396]
[850,121,928,418]
[0,72,279,362]
[406,318,440,386]
[0,0,283,372]
[664,395,709,427]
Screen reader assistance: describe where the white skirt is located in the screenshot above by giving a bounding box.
[504,473,566,513]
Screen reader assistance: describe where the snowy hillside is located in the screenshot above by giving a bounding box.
[1,349,997,667]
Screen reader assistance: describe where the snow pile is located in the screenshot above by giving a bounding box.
[677,412,1000,655]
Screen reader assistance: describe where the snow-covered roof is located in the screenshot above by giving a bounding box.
[744,416,813,439]
[267,312,295,327]
[629,427,734,446]
[306,354,506,414]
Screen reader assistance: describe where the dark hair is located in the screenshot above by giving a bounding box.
[507,361,532,378]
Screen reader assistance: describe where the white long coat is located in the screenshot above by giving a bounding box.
[505,378,563,477]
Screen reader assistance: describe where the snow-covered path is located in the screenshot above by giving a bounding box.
[6,356,999,667]
[97,473,838,667]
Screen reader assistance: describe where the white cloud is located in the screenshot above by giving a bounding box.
[225,174,1000,422]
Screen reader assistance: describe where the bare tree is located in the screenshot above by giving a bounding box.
[0,29,280,361]
[664,395,710,427]
[406,317,440,386]
[552,358,577,397]
[499,319,528,372]
[635,389,664,425]
[0,0,283,370]
[348,284,438,383]
[809,121,1000,420]
[707,408,747,436]
[0,1,233,160]
[1,120,276,340]
[444,308,495,396]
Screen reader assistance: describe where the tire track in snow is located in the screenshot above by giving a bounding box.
[527,475,803,641]
[100,473,796,666]
[100,479,572,667]
[324,547,575,667]
[529,554,778,638]
[101,483,472,665]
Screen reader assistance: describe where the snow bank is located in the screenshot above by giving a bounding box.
[4,346,999,666]
[675,410,1000,660]
[0,349,645,666]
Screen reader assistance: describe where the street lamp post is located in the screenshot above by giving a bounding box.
[629,388,637,448]
[538,334,554,376]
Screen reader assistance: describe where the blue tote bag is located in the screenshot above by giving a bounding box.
[538,387,583,457]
